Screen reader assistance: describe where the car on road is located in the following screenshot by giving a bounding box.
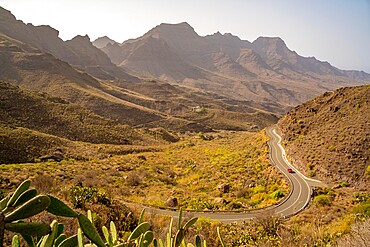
[287,168,294,173]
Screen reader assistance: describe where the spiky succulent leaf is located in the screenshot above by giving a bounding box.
[174,229,185,247]
[138,209,145,224]
[77,228,84,247]
[21,234,36,247]
[110,221,117,244]
[0,195,10,211]
[195,236,201,247]
[39,220,58,247]
[13,189,37,207]
[12,235,20,247]
[78,214,105,247]
[4,195,51,222]
[177,209,183,229]
[183,217,198,231]
[7,180,31,207]
[141,231,154,247]
[127,222,151,241]
[54,234,67,247]
[102,226,112,246]
[57,223,64,237]
[217,227,226,247]
[5,222,51,236]
[46,195,78,218]
[58,235,78,247]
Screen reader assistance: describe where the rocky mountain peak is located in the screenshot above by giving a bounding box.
[68,34,91,43]
[252,36,288,51]
[146,22,199,39]
[0,6,16,21]
[33,25,60,37]
[92,36,116,48]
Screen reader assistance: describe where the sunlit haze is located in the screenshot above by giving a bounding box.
[1,0,369,72]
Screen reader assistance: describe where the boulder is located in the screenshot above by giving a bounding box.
[166,197,178,207]
[217,184,230,193]
[214,197,227,204]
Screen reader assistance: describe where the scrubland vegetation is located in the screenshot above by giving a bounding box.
[1,126,369,246]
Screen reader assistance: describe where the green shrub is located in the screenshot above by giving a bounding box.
[309,171,316,177]
[340,181,349,187]
[366,165,370,177]
[314,195,331,206]
[269,190,284,199]
[352,202,370,217]
[69,185,110,209]
[198,132,207,140]
[307,162,314,170]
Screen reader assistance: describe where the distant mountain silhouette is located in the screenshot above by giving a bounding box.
[98,22,369,108]
[0,7,136,81]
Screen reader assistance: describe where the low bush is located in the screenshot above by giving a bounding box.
[69,184,110,209]
[314,195,331,206]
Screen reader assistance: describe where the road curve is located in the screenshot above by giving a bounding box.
[135,125,319,223]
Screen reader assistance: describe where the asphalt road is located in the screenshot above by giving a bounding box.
[137,125,323,223]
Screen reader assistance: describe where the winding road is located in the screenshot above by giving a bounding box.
[136,125,324,223]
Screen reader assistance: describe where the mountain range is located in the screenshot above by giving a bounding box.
[0,6,369,136]
[97,22,369,106]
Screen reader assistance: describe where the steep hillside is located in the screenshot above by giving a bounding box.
[0,6,135,81]
[278,85,369,188]
[0,81,173,164]
[0,34,169,128]
[0,81,155,145]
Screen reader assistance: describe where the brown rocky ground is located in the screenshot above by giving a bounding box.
[278,85,369,189]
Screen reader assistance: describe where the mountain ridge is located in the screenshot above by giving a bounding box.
[98,22,369,110]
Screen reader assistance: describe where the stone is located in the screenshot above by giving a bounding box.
[214,197,226,204]
[217,184,230,193]
[166,197,178,207]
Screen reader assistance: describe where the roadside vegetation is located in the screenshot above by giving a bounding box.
[0,130,287,212]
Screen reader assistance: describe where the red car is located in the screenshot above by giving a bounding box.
[287,168,294,173]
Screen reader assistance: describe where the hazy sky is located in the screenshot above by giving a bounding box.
[1,0,369,72]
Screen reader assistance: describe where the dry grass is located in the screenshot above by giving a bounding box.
[0,130,287,212]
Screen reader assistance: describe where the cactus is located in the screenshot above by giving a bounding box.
[38,220,59,247]
[0,180,81,247]
[12,235,20,247]
[46,195,78,218]
[217,227,226,247]
[195,236,201,247]
[77,213,106,247]
[1,181,51,246]
[5,222,50,236]
[4,195,51,223]
[152,209,199,247]
[6,180,31,208]
[173,209,198,247]
[1,180,213,247]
